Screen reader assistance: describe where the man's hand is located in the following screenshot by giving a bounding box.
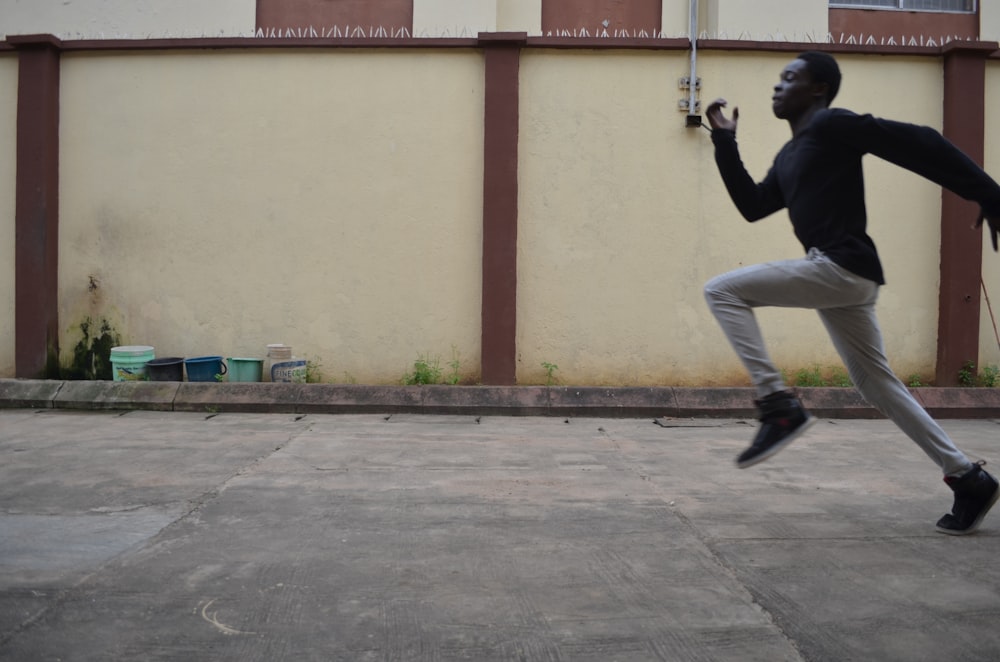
[706,98,739,133]
[977,213,999,252]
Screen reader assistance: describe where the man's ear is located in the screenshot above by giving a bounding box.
[812,82,830,105]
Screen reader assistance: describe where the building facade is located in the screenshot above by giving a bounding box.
[1,0,996,43]
[2,1,999,386]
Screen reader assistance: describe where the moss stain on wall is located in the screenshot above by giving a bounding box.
[62,316,120,380]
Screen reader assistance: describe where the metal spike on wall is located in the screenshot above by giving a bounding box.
[44,24,980,42]
[243,24,478,40]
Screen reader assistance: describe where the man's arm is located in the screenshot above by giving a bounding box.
[705,99,785,222]
[977,212,999,252]
[824,110,1000,250]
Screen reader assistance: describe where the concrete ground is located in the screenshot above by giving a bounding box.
[1,408,999,661]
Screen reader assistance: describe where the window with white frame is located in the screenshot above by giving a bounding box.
[830,0,975,11]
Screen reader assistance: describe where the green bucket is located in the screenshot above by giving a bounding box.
[228,357,263,382]
[110,345,155,381]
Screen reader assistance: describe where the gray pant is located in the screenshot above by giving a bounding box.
[704,248,972,476]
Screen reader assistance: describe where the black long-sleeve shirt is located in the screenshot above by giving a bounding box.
[711,108,1000,285]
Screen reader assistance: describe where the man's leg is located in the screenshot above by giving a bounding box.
[703,263,788,399]
[703,251,861,467]
[817,284,998,534]
[817,303,972,476]
[703,251,876,398]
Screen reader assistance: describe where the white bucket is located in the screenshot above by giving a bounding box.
[110,345,155,381]
[267,344,306,383]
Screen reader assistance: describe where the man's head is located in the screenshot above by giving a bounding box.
[771,52,841,121]
[796,51,841,106]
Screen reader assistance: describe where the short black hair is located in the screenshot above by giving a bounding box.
[796,51,841,105]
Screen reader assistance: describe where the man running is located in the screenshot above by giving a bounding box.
[704,51,1000,535]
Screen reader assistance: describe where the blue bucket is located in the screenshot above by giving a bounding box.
[184,356,227,382]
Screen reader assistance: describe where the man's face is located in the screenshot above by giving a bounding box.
[771,59,825,120]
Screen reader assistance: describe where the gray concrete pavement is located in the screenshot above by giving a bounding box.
[1,409,999,661]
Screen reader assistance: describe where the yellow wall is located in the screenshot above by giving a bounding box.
[0,55,16,377]
[0,46,983,384]
[59,49,485,384]
[834,54,945,381]
[518,49,729,386]
[983,60,1000,372]
[517,50,946,386]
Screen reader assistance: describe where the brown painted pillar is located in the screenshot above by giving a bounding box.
[479,32,526,385]
[10,35,62,378]
[936,42,996,385]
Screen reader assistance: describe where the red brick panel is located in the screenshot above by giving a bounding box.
[480,34,526,386]
[936,44,991,385]
[11,36,61,378]
[542,0,662,36]
[256,0,414,32]
[829,8,978,42]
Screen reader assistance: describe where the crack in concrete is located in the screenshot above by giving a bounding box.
[596,425,809,662]
[0,416,315,649]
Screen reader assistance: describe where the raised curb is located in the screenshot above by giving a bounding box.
[2,380,999,418]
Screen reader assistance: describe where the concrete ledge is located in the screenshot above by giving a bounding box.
[796,387,886,419]
[0,379,62,409]
[54,380,179,411]
[547,387,671,418]
[174,383,299,414]
[673,387,755,417]
[1,380,999,418]
[410,385,549,416]
[912,387,1000,418]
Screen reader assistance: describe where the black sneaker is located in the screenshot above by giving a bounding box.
[736,390,815,469]
[935,461,999,535]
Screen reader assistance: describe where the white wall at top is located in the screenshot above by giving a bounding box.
[413,0,497,38]
[664,0,693,37]
[496,0,542,35]
[981,0,1000,42]
[0,0,256,40]
[0,0,835,42]
[412,0,543,37]
[706,0,828,41]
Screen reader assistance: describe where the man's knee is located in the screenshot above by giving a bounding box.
[704,273,734,304]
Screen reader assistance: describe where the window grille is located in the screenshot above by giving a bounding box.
[830,0,975,11]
